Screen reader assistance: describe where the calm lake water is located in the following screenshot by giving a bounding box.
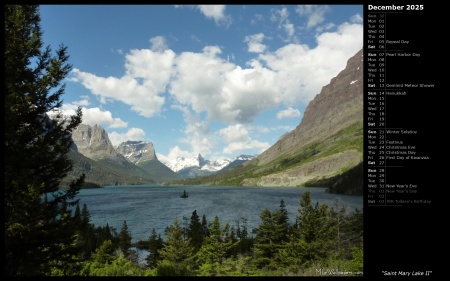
[74,185,363,243]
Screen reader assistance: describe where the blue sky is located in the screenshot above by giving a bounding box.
[39,4,363,163]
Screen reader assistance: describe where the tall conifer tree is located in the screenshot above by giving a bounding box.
[5,5,84,275]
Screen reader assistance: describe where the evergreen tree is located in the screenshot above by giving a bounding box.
[201,214,209,237]
[296,191,334,264]
[158,217,196,275]
[80,203,91,228]
[252,208,279,269]
[5,5,84,276]
[275,191,335,271]
[235,217,253,255]
[73,202,82,225]
[196,216,237,274]
[274,199,290,242]
[118,220,132,254]
[145,228,164,269]
[187,210,204,252]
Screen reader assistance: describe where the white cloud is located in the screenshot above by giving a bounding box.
[218,124,270,154]
[60,104,128,129]
[156,145,195,164]
[270,7,298,43]
[296,5,330,29]
[70,17,363,159]
[197,5,231,26]
[170,104,213,157]
[350,13,363,23]
[175,5,231,26]
[108,128,146,147]
[258,21,363,105]
[72,95,90,106]
[276,107,301,119]
[251,14,264,25]
[70,45,175,118]
[244,33,267,53]
[149,36,168,52]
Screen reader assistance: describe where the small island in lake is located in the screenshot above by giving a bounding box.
[180,190,189,198]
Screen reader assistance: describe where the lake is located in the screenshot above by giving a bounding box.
[74,185,363,242]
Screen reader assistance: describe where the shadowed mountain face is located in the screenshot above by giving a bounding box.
[242,48,363,187]
[257,48,363,166]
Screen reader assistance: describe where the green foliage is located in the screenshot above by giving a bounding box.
[118,220,132,253]
[158,218,196,275]
[4,4,85,276]
[252,209,280,269]
[196,216,238,271]
[144,228,164,269]
[48,192,363,276]
[187,210,205,252]
[83,247,144,276]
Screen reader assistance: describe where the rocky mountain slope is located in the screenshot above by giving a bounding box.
[115,140,157,163]
[69,124,155,185]
[242,48,363,187]
[116,140,181,182]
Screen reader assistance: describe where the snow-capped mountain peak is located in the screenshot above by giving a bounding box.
[161,154,257,173]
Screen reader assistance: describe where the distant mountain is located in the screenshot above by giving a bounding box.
[219,155,257,171]
[164,154,229,173]
[63,149,153,187]
[116,140,181,182]
[171,49,363,194]
[115,140,156,163]
[69,124,155,185]
[161,154,256,178]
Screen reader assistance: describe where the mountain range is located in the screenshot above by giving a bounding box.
[162,154,256,178]
[61,48,363,194]
[63,124,256,186]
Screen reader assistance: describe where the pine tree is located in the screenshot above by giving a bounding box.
[296,191,334,264]
[145,228,164,269]
[5,5,84,276]
[252,208,279,269]
[187,210,204,252]
[201,214,209,237]
[195,216,237,276]
[158,217,196,275]
[118,220,132,254]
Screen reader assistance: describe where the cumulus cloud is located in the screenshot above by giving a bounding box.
[218,124,270,154]
[170,45,280,124]
[72,95,90,106]
[270,7,297,43]
[276,107,301,119]
[175,5,231,26]
[244,33,267,53]
[171,104,213,157]
[258,22,363,105]
[70,39,175,117]
[149,36,169,52]
[108,128,146,147]
[60,104,128,129]
[70,17,362,160]
[197,5,231,26]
